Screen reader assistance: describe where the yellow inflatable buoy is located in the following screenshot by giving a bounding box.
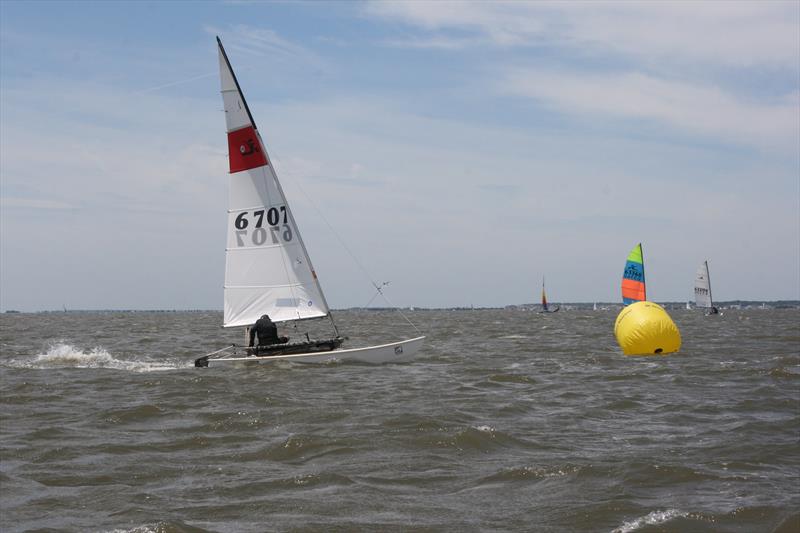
[614,301,681,356]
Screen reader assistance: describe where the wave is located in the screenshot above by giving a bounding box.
[480,464,580,484]
[105,521,213,533]
[488,373,536,385]
[611,509,689,532]
[244,434,358,463]
[5,343,186,372]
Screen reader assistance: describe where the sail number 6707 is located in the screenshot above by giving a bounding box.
[233,207,293,246]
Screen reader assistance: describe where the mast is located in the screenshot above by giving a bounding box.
[641,244,646,301]
[705,260,713,308]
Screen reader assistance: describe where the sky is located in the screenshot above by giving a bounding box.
[1,0,798,311]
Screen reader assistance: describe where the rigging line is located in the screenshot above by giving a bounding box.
[361,281,390,309]
[257,141,381,289]
[256,131,339,337]
[264,146,422,335]
[361,282,421,335]
[375,290,423,335]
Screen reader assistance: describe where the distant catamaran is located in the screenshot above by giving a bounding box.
[539,277,559,313]
[694,260,719,315]
[196,37,424,367]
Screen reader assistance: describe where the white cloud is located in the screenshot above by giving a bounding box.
[364,1,800,68]
[364,1,800,155]
[501,69,800,153]
[0,198,78,210]
[205,24,328,70]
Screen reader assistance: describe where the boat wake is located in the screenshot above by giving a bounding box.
[6,343,186,372]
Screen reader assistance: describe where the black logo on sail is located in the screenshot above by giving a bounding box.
[240,138,260,156]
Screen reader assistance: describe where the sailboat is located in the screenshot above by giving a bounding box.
[694,260,720,315]
[538,277,559,313]
[195,38,424,367]
[621,243,646,305]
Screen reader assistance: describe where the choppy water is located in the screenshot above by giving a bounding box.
[1,309,798,532]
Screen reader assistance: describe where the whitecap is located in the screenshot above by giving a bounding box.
[611,509,688,533]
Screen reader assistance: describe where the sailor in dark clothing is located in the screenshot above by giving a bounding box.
[249,314,287,347]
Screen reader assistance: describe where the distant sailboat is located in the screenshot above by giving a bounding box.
[621,243,646,305]
[539,277,559,313]
[694,260,719,315]
[195,38,424,367]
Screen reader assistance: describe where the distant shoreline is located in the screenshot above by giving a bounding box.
[3,301,799,314]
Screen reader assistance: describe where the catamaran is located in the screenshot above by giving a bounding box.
[694,260,719,315]
[539,277,559,313]
[195,38,424,367]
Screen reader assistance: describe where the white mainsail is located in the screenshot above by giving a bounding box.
[218,38,330,327]
[694,260,713,309]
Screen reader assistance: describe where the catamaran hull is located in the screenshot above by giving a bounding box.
[201,336,425,367]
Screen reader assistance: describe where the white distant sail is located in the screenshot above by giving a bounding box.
[218,41,329,327]
[694,261,713,309]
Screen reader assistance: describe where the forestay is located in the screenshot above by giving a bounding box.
[218,39,330,327]
[694,261,713,309]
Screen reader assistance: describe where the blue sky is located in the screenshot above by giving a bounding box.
[1,1,798,311]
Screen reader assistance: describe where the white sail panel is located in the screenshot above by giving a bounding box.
[223,152,329,328]
[694,261,713,308]
[218,49,251,132]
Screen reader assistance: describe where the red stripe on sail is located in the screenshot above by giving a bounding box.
[227,126,268,173]
[621,278,646,302]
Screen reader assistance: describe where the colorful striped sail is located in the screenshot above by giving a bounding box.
[621,243,646,305]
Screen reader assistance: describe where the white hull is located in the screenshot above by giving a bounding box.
[205,336,425,367]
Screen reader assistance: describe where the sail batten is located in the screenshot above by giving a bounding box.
[218,37,331,328]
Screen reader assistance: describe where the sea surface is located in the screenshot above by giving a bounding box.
[1,309,798,532]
